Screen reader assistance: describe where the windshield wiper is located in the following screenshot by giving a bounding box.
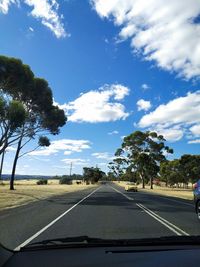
[22,236,111,250]
[21,235,200,251]
[24,236,104,247]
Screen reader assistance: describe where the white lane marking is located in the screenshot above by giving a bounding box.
[138,191,193,207]
[136,203,189,236]
[110,185,189,236]
[14,186,101,251]
[110,186,134,200]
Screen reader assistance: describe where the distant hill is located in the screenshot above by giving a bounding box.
[1,174,54,180]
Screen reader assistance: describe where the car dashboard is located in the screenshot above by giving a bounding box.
[1,244,200,267]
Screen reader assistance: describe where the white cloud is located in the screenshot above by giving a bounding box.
[139,92,200,128]
[111,84,130,100]
[29,139,91,156]
[188,139,200,144]
[91,0,200,79]
[61,158,90,166]
[0,0,66,38]
[190,124,200,136]
[0,0,18,13]
[108,130,119,135]
[92,152,114,161]
[138,91,200,141]
[137,99,151,111]
[141,83,150,90]
[153,127,184,142]
[55,84,130,123]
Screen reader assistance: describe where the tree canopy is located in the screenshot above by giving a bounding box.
[111,130,173,189]
[160,155,200,187]
[0,55,67,189]
[83,167,105,184]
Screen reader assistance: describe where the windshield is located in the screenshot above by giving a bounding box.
[0,0,200,251]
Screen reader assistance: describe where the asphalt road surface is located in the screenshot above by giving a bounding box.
[0,183,199,250]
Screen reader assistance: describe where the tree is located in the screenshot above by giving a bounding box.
[179,154,200,184]
[0,98,26,178]
[0,97,26,155]
[160,160,179,187]
[120,167,139,183]
[160,159,184,187]
[9,94,66,190]
[115,131,173,189]
[0,55,67,189]
[83,167,105,184]
[0,56,34,154]
[108,155,128,180]
[160,161,170,186]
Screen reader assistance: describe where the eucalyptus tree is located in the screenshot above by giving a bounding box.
[160,159,183,187]
[0,56,34,154]
[0,98,26,178]
[0,55,67,189]
[115,131,173,189]
[108,154,129,181]
[83,167,105,184]
[160,155,200,187]
[179,154,200,184]
[8,79,66,190]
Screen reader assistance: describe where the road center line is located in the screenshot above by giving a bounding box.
[110,185,189,236]
[14,186,101,251]
[110,186,134,200]
[136,203,189,236]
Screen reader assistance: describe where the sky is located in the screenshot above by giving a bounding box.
[0,0,200,176]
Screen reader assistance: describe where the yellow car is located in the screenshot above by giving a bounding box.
[125,182,138,192]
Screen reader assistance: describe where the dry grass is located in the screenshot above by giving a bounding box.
[0,179,97,211]
[113,181,194,200]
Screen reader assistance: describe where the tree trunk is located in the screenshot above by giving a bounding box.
[150,177,153,189]
[142,178,145,188]
[139,172,145,188]
[0,149,5,179]
[10,137,22,190]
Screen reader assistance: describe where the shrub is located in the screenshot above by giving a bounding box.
[37,179,48,185]
[59,177,72,185]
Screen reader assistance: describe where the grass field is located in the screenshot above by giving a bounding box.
[114,181,194,200]
[0,179,97,211]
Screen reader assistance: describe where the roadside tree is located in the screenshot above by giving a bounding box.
[179,154,200,184]
[0,55,67,189]
[83,167,105,184]
[115,131,173,189]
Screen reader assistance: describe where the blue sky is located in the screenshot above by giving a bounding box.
[0,0,200,175]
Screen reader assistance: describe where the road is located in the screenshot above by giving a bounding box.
[0,183,200,250]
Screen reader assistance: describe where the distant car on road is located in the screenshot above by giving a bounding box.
[193,180,200,220]
[125,182,138,192]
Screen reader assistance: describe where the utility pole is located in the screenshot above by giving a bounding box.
[69,162,73,178]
